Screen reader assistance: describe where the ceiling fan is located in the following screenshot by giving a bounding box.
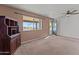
[65,10,79,15]
[56,10,79,19]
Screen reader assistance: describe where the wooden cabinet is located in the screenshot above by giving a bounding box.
[0,16,21,55]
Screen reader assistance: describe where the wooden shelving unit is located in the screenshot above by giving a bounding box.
[0,16,21,55]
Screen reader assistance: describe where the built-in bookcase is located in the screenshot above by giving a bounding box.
[5,18,19,36]
[0,16,21,55]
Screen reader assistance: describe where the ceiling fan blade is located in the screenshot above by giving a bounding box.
[71,10,78,13]
[70,13,79,15]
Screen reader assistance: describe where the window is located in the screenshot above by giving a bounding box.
[23,22,33,31]
[23,16,42,31]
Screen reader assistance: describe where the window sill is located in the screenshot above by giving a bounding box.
[23,29,42,32]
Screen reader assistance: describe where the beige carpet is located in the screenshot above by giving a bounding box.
[14,35,79,55]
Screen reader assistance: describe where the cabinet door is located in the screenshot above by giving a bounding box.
[10,38,16,54]
[16,36,21,48]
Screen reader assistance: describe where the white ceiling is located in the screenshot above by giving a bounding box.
[5,4,79,18]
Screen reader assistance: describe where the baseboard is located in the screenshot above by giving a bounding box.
[57,35,79,40]
[21,35,48,45]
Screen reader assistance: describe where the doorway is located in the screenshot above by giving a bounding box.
[49,19,57,35]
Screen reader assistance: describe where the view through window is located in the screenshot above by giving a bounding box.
[23,16,42,31]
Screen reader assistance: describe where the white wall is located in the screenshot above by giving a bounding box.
[57,14,79,38]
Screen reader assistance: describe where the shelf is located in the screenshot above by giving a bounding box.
[10,33,20,38]
[8,26,19,36]
[8,26,18,27]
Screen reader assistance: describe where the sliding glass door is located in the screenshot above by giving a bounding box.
[49,19,57,35]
